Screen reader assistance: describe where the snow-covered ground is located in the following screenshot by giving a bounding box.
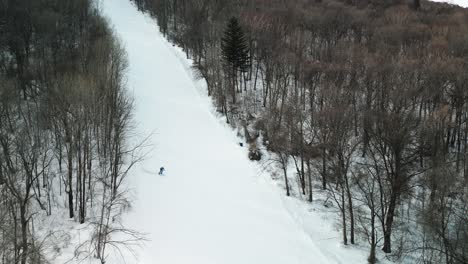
[98,0,395,263]
[431,0,468,7]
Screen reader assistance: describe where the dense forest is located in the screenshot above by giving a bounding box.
[0,0,139,263]
[132,0,467,263]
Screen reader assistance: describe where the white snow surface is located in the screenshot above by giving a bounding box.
[431,0,468,7]
[100,0,383,263]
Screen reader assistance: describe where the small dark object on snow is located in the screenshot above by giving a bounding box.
[248,149,261,161]
[159,167,165,175]
[239,142,243,147]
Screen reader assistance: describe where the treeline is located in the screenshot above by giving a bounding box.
[133,0,467,263]
[0,0,137,263]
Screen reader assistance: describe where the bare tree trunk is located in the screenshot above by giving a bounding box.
[280,154,290,196]
[19,203,28,264]
[322,148,327,190]
[300,132,306,195]
[307,159,313,202]
[253,61,259,91]
[369,206,376,264]
[383,192,397,253]
[341,187,347,245]
[346,178,355,244]
[78,135,83,223]
[67,139,74,219]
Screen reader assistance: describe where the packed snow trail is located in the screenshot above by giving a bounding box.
[102,0,335,263]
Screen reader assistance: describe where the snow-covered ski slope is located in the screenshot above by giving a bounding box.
[431,0,468,7]
[100,0,379,263]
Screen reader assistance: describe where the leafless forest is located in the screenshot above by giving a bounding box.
[132,0,467,263]
[0,0,140,263]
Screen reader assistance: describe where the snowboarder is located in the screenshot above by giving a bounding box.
[158,167,165,175]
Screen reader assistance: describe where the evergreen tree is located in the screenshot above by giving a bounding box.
[221,17,250,104]
[221,17,250,72]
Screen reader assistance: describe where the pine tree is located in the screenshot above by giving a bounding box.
[221,17,250,104]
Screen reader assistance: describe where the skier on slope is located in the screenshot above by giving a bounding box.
[158,167,165,175]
